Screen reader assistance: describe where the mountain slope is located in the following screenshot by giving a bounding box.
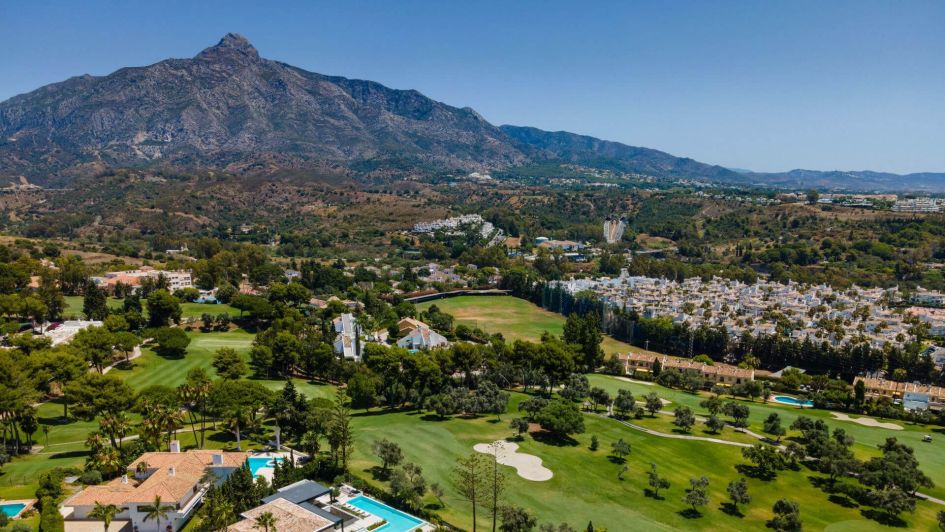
[0,33,525,184]
[500,125,743,182]
[745,169,945,192]
[1,33,943,192]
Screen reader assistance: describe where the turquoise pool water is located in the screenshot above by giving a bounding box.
[247,456,283,476]
[347,495,423,532]
[0,503,25,517]
[773,395,813,407]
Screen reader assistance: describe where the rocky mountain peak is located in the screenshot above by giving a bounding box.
[195,32,259,61]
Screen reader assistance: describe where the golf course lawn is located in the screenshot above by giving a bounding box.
[416,295,654,357]
[62,295,123,319]
[588,374,945,500]
[62,295,240,321]
[6,293,943,530]
[349,392,942,531]
[0,329,330,501]
[113,329,335,400]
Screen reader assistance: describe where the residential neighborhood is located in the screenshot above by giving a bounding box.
[555,269,940,350]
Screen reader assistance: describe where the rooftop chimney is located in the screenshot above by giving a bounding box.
[169,440,181,453]
[121,474,129,484]
[168,466,176,476]
[212,453,224,466]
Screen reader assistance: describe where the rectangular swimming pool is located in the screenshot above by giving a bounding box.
[347,495,424,532]
[247,456,283,476]
[0,503,26,517]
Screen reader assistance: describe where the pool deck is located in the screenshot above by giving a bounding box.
[0,498,35,519]
[770,394,814,407]
[334,486,433,532]
[247,451,292,483]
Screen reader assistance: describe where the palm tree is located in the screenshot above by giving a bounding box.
[99,412,131,449]
[88,501,123,531]
[228,408,250,451]
[179,377,211,448]
[141,495,174,532]
[253,511,278,532]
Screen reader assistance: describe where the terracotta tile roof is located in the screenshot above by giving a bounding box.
[397,317,428,332]
[230,498,333,532]
[854,376,945,399]
[617,352,753,380]
[66,451,248,507]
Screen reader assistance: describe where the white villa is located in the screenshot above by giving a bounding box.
[333,313,364,361]
[233,480,431,532]
[61,447,248,532]
[397,325,449,350]
[91,266,193,294]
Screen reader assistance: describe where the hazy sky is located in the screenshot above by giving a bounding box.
[2,0,944,173]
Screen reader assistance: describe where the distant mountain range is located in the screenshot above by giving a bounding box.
[1,33,943,192]
[739,169,945,193]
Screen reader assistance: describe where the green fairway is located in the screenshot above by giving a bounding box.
[350,392,942,531]
[62,295,124,319]
[113,329,334,400]
[62,295,239,321]
[0,329,333,501]
[180,301,240,319]
[11,294,944,530]
[416,295,652,356]
[587,374,945,500]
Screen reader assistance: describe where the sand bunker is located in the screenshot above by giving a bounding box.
[831,412,903,430]
[616,376,655,386]
[473,440,553,481]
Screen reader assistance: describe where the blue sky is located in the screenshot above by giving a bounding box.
[2,0,944,173]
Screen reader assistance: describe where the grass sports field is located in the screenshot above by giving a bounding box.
[416,295,653,357]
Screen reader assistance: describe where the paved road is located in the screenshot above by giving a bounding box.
[594,410,753,448]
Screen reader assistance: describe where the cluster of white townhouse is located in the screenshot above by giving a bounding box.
[412,213,486,233]
[412,214,505,247]
[332,314,449,361]
[91,266,193,294]
[892,197,945,213]
[911,287,945,307]
[905,306,945,337]
[554,270,924,350]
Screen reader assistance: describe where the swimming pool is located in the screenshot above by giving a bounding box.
[247,456,283,476]
[772,395,813,407]
[347,495,424,532]
[0,502,26,517]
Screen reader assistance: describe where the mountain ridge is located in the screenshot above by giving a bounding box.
[2,33,944,192]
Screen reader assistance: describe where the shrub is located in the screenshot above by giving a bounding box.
[78,469,103,485]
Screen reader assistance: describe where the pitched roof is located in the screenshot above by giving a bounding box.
[230,498,334,532]
[65,451,248,507]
